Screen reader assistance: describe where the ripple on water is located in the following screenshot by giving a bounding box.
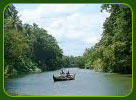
[4,68,132,96]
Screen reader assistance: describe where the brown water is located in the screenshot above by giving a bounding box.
[4,68,132,96]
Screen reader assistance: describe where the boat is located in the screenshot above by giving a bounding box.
[53,74,75,82]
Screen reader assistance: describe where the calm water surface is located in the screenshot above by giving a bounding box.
[4,68,132,96]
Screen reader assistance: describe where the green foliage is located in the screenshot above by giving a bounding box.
[4,5,63,78]
[4,4,132,78]
[82,4,132,74]
[61,56,78,68]
[75,56,85,69]
[4,29,29,60]
[4,5,22,30]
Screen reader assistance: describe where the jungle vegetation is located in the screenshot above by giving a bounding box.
[4,5,63,77]
[4,4,132,78]
[80,4,132,74]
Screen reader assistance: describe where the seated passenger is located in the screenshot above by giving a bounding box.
[66,70,70,77]
[60,70,65,75]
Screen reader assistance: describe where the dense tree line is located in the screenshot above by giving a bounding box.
[61,56,85,68]
[80,4,132,74]
[4,5,63,78]
[4,4,132,78]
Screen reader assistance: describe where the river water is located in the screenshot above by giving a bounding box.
[4,68,132,96]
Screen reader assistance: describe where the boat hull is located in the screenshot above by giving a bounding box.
[53,74,75,82]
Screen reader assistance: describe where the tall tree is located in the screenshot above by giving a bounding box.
[82,4,132,73]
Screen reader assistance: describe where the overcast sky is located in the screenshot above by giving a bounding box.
[14,4,109,56]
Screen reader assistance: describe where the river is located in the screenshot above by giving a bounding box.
[4,68,132,96]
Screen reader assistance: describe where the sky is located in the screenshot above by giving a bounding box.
[14,4,110,56]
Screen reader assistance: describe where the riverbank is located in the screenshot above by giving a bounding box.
[4,66,132,79]
[4,68,132,96]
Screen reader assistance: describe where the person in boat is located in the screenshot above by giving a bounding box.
[66,70,71,77]
[60,70,65,75]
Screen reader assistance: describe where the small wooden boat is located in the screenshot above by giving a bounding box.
[53,74,75,82]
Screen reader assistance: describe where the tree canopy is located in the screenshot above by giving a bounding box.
[4,5,63,78]
[4,4,132,78]
[81,4,132,73]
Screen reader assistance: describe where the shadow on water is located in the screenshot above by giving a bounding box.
[4,68,132,96]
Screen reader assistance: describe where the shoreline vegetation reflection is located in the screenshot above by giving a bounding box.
[4,4,132,96]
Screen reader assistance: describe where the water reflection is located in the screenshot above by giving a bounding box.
[4,68,132,96]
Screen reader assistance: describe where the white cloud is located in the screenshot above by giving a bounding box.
[18,4,84,23]
[17,4,109,56]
